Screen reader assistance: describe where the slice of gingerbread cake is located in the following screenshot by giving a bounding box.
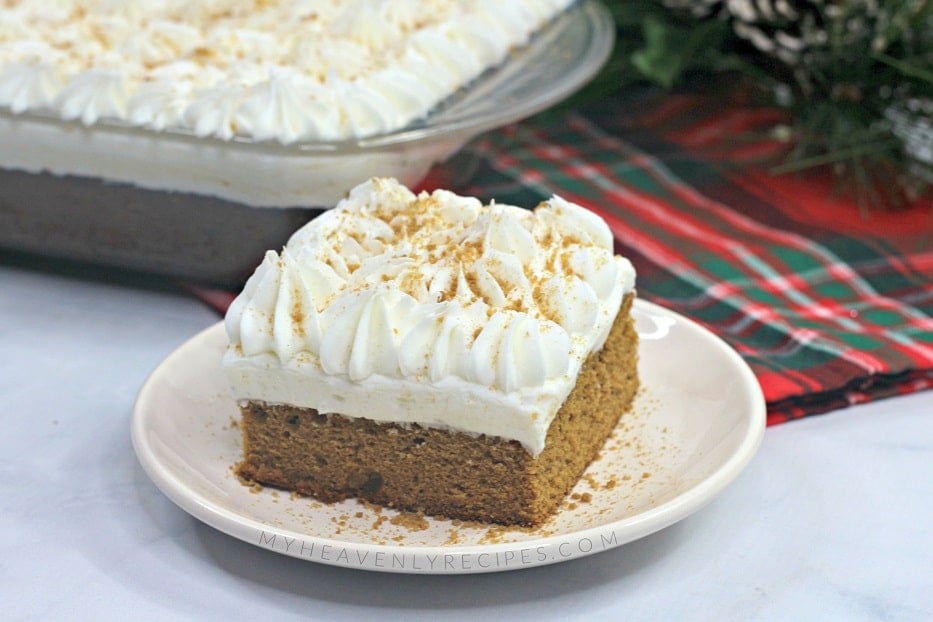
[223,177,639,526]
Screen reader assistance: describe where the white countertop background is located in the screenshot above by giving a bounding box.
[2,264,930,621]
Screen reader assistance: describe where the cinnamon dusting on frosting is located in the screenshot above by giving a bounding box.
[222,177,636,455]
[0,0,575,142]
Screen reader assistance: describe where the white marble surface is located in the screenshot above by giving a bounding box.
[2,263,931,622]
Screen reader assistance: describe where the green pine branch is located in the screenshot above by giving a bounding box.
[564,0,932,209]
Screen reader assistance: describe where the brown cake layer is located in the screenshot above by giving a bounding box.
[0,168,321,287]
[236,293,639,526]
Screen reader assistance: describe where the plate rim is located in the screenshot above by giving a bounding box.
[131,299,766,574]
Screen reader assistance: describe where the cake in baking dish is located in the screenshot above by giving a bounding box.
[222,178,639,526]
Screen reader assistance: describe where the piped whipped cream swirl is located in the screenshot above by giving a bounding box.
[223,177,636,455]
[0,0,573,143]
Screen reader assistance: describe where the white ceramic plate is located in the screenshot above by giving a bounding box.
[132,300,765,574]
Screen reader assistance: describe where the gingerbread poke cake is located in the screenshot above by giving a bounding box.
[223,177,639,526]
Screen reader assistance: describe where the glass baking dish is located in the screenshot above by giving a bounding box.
[0,0,614,286]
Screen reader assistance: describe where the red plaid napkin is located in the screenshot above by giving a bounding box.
[193,88,932,426]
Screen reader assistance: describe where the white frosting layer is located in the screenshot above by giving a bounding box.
[0,0,573,144]
[223,178,636,455]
